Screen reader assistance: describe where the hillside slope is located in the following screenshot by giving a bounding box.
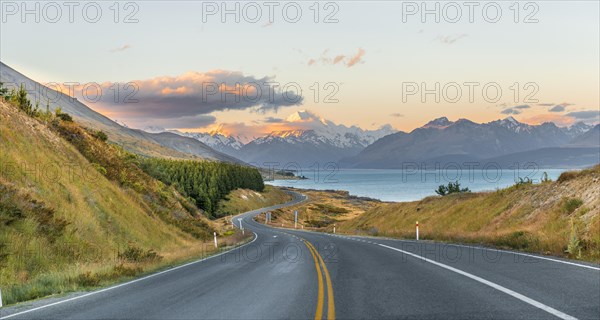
[340,166,600,261]
[0,62,242,163]
[0,99,219,304]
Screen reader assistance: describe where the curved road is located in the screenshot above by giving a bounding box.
[1,191,599,319]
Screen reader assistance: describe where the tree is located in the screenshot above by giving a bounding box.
[14,84,33,115]
[0,82,8,98]
[435,181,470,196]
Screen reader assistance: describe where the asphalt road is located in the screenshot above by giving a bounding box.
[1,191,599,320]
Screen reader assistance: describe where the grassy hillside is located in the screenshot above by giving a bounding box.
[216,186,292,218]
[0,96,256,305]
[251,188,380,229]
[340,166,600,262]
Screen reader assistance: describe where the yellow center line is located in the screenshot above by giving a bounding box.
[304,239,336,320]
[304,240,324,320]
[306,241,336,320]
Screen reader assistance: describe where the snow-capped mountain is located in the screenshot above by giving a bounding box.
[239,110,396,166]
[141,126,244,156]
[343,116,597,168]
[176,131,244,155]
[252,110,395,149]
[562,122,593,138]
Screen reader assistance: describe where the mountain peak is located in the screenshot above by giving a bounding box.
[504,116,519,124]
[423,117,453,129]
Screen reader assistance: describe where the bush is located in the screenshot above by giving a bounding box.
[94,130,108,142]
[56,112,73,122]
[74,271,100,287]
[562,198,583,214]
[557,171,578,183]
[435,181,470,196]
[514,177,533,187]
[118,245,162,263]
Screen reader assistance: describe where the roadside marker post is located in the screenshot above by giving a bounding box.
[213,232,218,248]
[294,210,298,229]
[238,218,244,235]
[0,288,3,308]
[333,224,336,234]
[416,221,419,240]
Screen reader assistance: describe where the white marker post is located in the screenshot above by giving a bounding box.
[294,210,298,229]
[0,288,3,308]
[333,224,336,234]
[416,221,419,240]
[213,232,218,248]
[238,218,244,235]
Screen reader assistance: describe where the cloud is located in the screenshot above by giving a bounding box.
[390,113,404,118]
[333,55,345,64]
[537,103,555,107]
[306,48,366,68]
[435,34,467,45]
[77,70,303,121]
[346,48,366,67]
[549,105,566,112]
[149,115,217,129]
[500,105,529,115]
[263,116,284,123]
[110,44,131,53]
[521,114,575,127]
[501,108,522,115]
[565,110,600,120]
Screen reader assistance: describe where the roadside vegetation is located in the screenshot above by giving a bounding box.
[140,158,264,218]
[216,186,291,218]
[0,84,267,305]
[340,166,600,262]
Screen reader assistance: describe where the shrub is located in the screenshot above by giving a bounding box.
[514,177,533,187]
[94,130,108,142]
[56,112,73,122]
[118,245,162,263]
[435,181,470,196]
[74,271,100,287]
[562,198,583,214]
[557,171,578,183]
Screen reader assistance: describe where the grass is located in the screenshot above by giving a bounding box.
[0,100,257,305]
[339,165,600,262]
[215,185,291,217]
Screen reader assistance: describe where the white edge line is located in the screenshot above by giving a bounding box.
[343,235,600,271]
[378,243,578,320]
[0,232,259,320]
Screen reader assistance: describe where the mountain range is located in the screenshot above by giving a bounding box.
[148,110,396,167]
[342,117,598,169]
[2,62,597,170]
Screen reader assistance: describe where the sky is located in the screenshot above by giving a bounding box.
[1,1,599,136]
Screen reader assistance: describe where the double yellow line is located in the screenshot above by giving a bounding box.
[304,239,335,320]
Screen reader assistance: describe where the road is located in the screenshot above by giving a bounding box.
[1,191,599,320]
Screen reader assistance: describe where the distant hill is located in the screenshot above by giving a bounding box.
[342,116,597,168]
[0,62,243,163]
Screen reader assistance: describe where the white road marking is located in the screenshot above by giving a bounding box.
[379,244,578,320]
[0,233,260,320]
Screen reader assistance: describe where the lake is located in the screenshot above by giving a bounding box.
[266,168,568,202]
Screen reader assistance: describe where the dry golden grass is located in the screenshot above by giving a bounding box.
[254,188,381,231]
[339,165,600,262]
[0,101,252,305]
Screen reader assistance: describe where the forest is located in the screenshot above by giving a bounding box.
[140,158,265,217]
